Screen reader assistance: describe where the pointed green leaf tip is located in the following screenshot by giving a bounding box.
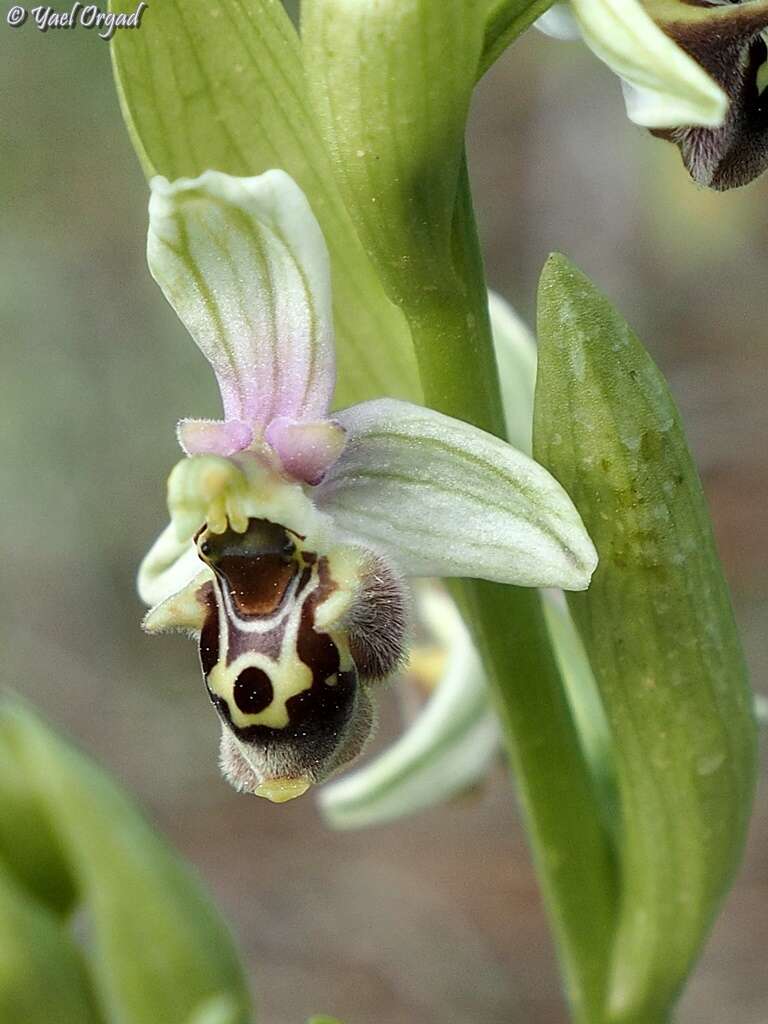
[534,254,757,1023]
[0,702,252,1024]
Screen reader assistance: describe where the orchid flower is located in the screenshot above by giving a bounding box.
[137,169,597,803]
[538,0,768,189]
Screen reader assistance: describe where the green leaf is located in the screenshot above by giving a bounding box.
[493,289,617,830]
[534,254,757,1023]
[0,867,102,1024]
[0,703,252,1024]
[109,0,420,410]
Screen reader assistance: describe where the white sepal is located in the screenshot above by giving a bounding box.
[318,586,499,829]
[137,522,204,609]
[314,398,598,591]
[488,291,537,456]
[535,3,580,40]
[570,0,727,128]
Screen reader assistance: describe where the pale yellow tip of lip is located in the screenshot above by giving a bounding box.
[254,777,311,803]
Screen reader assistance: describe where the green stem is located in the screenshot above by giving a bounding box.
[480,0,557,80]
[405,154,618,1024]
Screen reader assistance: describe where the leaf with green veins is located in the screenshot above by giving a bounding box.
[108,0,420,409]
[534,254,757,1024]
[0,703,252,1024]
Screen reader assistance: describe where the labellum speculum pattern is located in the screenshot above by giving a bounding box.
[196,518,406,802]
[647,0,768,188]
[138,169,598,801]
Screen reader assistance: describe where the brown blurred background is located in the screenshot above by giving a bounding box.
[2,11,767,1024]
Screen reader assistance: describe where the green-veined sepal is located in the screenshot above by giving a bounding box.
[315,398,598,591]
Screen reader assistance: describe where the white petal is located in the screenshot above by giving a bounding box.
[314,399,598,590]
[570,0,727,128]
[148,170,335,431]
[318,586,499,829]
[137,521,204,608]
[535,3,580,40]
[488,291,537,456]
[541,589,614,791]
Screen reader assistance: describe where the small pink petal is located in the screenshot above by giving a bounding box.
[266,416,347,485]
[177,418,253,457]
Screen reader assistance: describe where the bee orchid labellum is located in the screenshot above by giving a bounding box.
[194,512,406,803]
[138,170,597,802]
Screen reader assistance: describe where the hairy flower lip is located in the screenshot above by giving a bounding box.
[654,0,768,188]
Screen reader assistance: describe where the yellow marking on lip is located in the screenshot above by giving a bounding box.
[758,57,768,98]
[314,546,365,630]
[208,652,314,730]
[142,570,211,633]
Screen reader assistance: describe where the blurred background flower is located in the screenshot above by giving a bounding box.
[3,6,767,1022]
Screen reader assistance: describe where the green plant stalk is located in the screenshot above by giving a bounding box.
[109,0,618,1011]
[407,156,617,1024]
[480,0,557,78]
